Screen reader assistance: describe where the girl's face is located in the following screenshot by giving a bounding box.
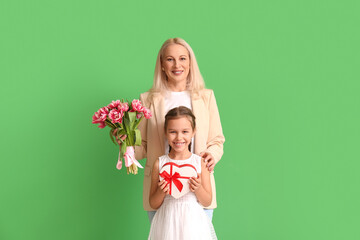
[162,44,190,86]
[166,117,195,154]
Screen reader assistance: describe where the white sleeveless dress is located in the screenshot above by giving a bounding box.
[148,154,217,240]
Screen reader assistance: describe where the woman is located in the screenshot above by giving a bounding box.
[134,38,225,222]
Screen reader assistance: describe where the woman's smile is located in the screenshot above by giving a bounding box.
[172,70,184,75]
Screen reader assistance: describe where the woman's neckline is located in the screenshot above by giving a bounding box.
[169,90,189,94]
[167,153,193,161]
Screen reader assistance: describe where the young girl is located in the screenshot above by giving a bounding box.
[148,106,217,240]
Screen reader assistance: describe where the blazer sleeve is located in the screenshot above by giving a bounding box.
[205,90,225,164]
[134,93,147,160]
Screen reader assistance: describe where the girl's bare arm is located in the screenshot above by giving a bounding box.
[149,159,169,209]
[189,160,212,207]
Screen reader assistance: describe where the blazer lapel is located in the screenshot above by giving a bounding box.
[192,96,207,154]
[153,95,165,150]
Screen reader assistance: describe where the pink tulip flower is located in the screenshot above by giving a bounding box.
[108,100,121,109]
[131,99,144,112]
[109,109,123,124]
[118,102,129,112]
[143,108,152,119]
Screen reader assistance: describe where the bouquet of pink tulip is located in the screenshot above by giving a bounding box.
[92,99,152,174]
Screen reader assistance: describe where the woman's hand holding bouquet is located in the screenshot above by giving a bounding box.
[92,99,152,174]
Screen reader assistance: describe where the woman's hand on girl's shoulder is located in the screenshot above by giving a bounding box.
[200,152,215,172]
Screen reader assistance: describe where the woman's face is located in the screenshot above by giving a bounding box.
[162,44,190,87]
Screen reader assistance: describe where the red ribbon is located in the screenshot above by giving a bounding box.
[160,171,184,193]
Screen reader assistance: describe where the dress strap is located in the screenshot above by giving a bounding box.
[158,155,169,171]
[191,154,202,174]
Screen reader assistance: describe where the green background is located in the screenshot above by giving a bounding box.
[1,0,359,239]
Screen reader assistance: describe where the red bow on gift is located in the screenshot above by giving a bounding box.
[160,171,184,193]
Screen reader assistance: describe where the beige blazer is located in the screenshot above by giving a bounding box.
[135,89,225,211]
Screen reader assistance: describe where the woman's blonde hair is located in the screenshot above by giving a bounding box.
[148,38,205,100]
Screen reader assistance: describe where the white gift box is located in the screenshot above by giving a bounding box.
[159,162,198,199]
